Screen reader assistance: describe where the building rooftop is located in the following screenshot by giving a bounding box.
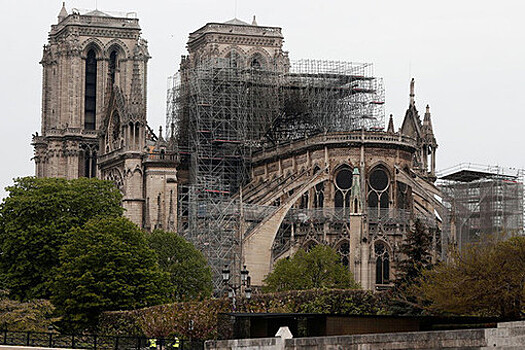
[438,163,522,182]
[224,17,250,25]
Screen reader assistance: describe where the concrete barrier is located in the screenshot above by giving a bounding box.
[206,320,525,349]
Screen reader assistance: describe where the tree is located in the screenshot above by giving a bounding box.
[390,219,435,315]
[262,245,360,292]
[0,177,123,300]
[51,217,171,332]
[0,298,58,332]
[418,235,525,318]
[396,219,434,285]
[147,230,212,301]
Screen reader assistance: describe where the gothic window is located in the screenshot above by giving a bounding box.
[313,166,325,208]
[299,192,309,209]
[109,50,117,85]
[337,241,350,267]
[250,53,265,69]
[111,112,120,140]
[81,147,97,178]
[84,49,97,130]
[368,167,390,216]
[375,242,390,285]
[334,166,352,210]
[225,50,241,68]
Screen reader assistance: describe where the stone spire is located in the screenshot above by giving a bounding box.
[422,105,435,138]
[400,79,422,139]
[128,59,145,120]
[387,114,395,133]
[58,2,68,23]
[252,15,258,26]
[409,78,415,106]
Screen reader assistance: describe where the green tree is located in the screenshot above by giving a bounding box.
[418,235,525,318]
[390,219,435,314]
[147,230,212,301]
[396,219,434,285]
[51,217,171,332]
[262,245,360,292]
[0,298,59,331]
[0,177,123,300]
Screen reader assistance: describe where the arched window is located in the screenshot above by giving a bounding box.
[312,166,325,208]
[368,167,390,216]
[375,242,390,284]
[299,192,308,209]
[334,166,352,210]
[84,49,97,130]
[225,50,241,68]
[250,53,265,69]
[109,50,117,85]
[337,241,350,267]
[81,146,97,178]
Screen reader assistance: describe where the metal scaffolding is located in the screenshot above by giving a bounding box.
[166,56,385,289]
[437,163,524,250]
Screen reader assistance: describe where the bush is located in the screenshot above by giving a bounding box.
[99,289,387,340]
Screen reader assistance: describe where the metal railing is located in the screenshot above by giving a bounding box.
[0,330,203,350]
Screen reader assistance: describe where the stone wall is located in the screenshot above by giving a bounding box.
[205,320,525,349]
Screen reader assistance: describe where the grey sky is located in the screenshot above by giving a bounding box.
[1,0,523,199]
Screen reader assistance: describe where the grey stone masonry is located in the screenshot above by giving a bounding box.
[205,320,525,350]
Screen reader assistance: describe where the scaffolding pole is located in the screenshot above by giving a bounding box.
[437,163,524,250]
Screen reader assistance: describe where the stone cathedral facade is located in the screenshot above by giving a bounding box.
[32,5,178,231]
[33,5,445,290]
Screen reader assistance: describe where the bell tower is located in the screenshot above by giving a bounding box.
[32,3,148,181]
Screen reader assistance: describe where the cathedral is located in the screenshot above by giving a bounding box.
[33,5,445,291]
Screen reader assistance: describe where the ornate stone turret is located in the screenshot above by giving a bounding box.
[422,105,438,180]
[399,79,438,181]
[58,2,68,23]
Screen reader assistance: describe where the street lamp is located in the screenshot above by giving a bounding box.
[222,264,251,310]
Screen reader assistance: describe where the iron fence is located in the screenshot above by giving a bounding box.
[0,330,203,350]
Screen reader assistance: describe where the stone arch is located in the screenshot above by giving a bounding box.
[221,45,246,67]
[104,39,130,59]
[246,48,271,69]
[303,239,318,252]
[81,38,104,59]
[219,45,246,57]
[132,165,143,176]
[367,161,393,179]
[332,162,354,176]
[243,168,330,285]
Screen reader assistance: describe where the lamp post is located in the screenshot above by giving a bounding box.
[222,264,252,310]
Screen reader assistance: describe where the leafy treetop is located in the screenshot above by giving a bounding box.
[147,230,213,301]
[0,177,123,300]
[51,217,171,332]
[263,244,360,293]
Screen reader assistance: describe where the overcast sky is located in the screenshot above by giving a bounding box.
[1,0,524,199]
